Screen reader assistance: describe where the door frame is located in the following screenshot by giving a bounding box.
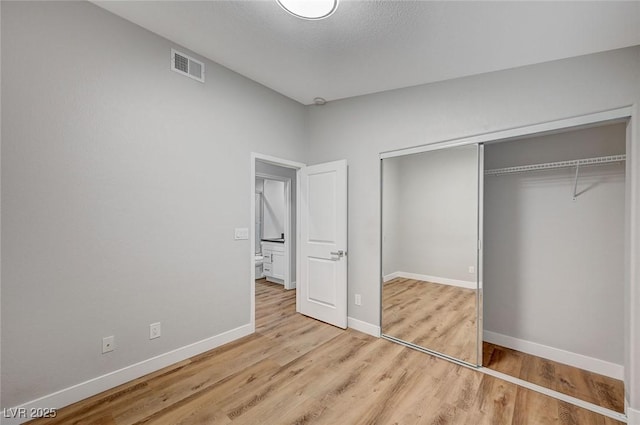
[250,153,305,332]
[256,172,293,289]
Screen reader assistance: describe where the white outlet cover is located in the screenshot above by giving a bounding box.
[102,336,115,354]
[150,322,161,339]
[468,266,475,274]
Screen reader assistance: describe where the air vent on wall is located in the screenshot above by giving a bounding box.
[171,49,205,83]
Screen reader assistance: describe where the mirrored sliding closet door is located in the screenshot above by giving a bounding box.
[381,144,482,366]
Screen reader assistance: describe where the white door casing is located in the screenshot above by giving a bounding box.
[298,160,348,329]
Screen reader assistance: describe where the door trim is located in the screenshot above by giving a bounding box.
[250,153,305,332]
[380,106,632,159]
[477,144,484,367]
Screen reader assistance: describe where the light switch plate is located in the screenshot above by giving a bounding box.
[234,228,249,240]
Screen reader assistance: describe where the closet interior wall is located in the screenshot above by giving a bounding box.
[483,122,626,374]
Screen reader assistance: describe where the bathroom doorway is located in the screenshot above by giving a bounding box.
[255,174,293,289]
[250,154,304,330]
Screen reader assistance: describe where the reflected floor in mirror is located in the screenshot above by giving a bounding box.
[483,342,625,413]
[382,277,477,364]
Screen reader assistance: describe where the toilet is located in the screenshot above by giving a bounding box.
[255,254,264,278]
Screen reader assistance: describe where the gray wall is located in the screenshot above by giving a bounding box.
[381,157,400,276]
[1,1,306,408]
[306,46,640,407]
[382,146,478,282]
[307,46,640,325]
[484,124,626,365]
[2,0,640,413]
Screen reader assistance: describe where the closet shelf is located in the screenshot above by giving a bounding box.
[484,154,626,176]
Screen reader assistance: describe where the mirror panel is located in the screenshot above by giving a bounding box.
[381,144,481,365]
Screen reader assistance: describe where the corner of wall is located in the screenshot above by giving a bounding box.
[627,405,640,425]
[0,0,3,413]
[347,317,380,337]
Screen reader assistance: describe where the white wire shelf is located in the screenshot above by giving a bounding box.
[484,154,626,176]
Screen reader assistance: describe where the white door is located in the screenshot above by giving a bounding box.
[298,160,348,329]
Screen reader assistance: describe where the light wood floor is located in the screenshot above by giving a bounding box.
[28,279,622,425]
[483,341,625,413]
[382,277,478,364]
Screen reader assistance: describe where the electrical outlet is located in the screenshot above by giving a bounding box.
[468,266,475,274]
[102,336,115,354]
[355,294,362,306]
[149,322,161,340]
[234,228,249,240]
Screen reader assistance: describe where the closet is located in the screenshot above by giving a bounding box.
[380,119,627,416]
[482,122,626,412]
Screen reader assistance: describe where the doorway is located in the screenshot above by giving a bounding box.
[250,153,349,331]
[256,173,292,289]
[250,154,304,331]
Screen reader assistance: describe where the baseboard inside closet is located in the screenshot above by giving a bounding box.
[483,340,624,414]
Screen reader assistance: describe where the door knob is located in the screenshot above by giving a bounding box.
[330,250,346,258]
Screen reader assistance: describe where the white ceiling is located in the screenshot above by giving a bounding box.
[94,1,640,105]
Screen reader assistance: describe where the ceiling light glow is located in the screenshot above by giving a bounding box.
[276,0,338,20]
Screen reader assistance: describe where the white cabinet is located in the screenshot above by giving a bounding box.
[271,250,285,281]
[261,241,285,284]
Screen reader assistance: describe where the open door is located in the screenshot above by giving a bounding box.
[298,160,348,329]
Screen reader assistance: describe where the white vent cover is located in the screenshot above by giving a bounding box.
[171,49,205,83]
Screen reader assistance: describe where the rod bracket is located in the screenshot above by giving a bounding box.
[573,163,580,200]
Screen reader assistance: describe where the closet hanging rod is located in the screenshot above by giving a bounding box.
[484,154,626,176]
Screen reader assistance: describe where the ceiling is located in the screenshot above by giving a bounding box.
[94,1,640,105]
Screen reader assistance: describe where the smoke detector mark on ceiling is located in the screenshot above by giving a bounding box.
[171,49,205,83]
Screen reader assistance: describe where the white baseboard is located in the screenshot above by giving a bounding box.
[628,406,640,425]
[266,276,284,285]
[0,323,253,425]
[484,330,624,380]
[383,271,476,290]
[383,271,401,283]
[348,317,380,337]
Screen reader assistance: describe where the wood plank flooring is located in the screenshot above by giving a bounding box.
[382,277,478,364]
[483,341,625,413]
[28,279,622,425]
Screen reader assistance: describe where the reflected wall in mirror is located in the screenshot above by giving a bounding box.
[381,144,480,365]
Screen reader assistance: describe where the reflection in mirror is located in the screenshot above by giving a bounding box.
[381,144,480,365]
